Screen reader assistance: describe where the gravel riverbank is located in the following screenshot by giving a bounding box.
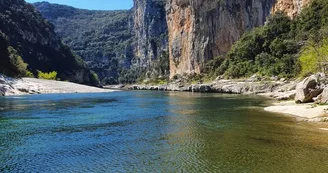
[0,75,113,96]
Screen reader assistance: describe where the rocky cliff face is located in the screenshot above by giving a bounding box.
[166,0,311,78]
[34,0,169,84]
[133,0,168,68]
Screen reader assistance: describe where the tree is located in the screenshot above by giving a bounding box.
[300,37,328,76]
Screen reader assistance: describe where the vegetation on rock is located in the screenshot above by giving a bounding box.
[33,2,134,84]
[204,0,328,80]
[33,1,169,85]
[0,0,99,85]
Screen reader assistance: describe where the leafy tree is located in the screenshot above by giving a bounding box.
[299,37,328,76]
[8,46,28,77]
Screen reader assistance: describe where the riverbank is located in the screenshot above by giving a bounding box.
[0,75,113,96]
[126,79,298,100]
[265,101,328,122]
[125,75,328,122]
[4,73,328,122]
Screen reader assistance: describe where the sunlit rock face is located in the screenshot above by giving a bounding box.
[166,0,311,78]
[272,0,311,19]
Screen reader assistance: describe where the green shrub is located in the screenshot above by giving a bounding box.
[25,70,34,77]
[8,46,28,77]
[90,70,99,83]
[37,71,57,80]
[299,38,328,76]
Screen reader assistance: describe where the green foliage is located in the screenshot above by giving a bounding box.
[34,2,168,85]
[203,56,225,79]
[118,67,146,84]
[25,71,34,78]
[224,12,297,78]
[294,0,328,38]
[205,0,328,79]
[0,31,30,77]
[143,77,168,85]
[33,2,134,84]
[38,71,57,80]
[0,0,97,85]
[8,46,28,77]
[90,70,99,84]
[299,38,328,76]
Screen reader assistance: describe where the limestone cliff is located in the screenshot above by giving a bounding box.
[166,0,311,78]
[34,0,169,84]
[133,0,168,68]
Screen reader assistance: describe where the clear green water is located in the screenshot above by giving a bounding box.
[0,91,328,173]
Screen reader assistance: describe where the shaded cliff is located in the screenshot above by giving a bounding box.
[34,0,168,84]
[133,0,168,68]
[166,0,311,78]
[33,2,134,84]
[0,0,99,85]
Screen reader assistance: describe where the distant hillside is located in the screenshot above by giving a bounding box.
[0,0,99,85]
[33,2,134,84]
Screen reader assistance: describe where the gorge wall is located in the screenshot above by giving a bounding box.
[133,0,168,68]
[33,0,312,82]
[166,0,311,78]
[34,0,169,84]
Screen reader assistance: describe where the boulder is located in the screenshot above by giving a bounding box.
[295,75,323,103]
[270,76,278,81]
[315,88,328,104]
[248,74,261,82]
[315,72,326,82]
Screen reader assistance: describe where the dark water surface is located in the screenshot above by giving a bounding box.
[0,91,328,172]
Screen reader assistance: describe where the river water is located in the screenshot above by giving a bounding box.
[0,91,328,172]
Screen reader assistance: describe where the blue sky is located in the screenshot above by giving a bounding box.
[25,0,134,10]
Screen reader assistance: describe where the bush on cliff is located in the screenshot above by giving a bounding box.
[0,32,29,77]
[206,0,328,79]
[222,12,299,78]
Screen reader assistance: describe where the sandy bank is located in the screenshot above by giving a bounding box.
[0,75,113,96]
[264,101,328,121]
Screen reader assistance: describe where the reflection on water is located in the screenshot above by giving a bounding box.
[0,92,328,172]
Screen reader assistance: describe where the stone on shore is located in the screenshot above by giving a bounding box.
[315,88,328,104]
[295,75,323,103]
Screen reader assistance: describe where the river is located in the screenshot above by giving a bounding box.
[0,91,328,172]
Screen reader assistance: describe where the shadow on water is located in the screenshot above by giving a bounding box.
[0,95,118,114]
